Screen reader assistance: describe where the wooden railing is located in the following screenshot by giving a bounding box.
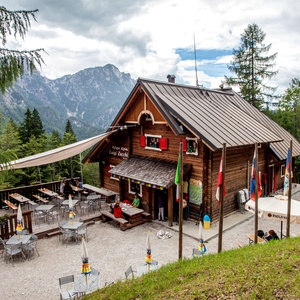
[0,178,79,208]
[0,210,33,239]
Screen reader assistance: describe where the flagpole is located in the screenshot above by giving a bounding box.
[254,143,258,244]
[218,143,226,253]
[178,142,183,260]
[286,140,293,238]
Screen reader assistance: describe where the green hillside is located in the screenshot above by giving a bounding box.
[83,237,300,300]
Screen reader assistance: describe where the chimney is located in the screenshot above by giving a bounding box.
[167,74,176,83]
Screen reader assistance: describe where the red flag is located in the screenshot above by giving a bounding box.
[216,152,226,204]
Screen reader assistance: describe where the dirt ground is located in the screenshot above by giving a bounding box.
[1,217,299,300]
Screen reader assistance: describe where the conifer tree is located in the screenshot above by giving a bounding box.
[0,6,45,93]
[225,23,278,109]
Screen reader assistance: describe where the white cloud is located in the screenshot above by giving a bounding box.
[4,0,300,93]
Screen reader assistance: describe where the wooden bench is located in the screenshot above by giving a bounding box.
[142,212,151,222]
[3,200,18,212]
[46,231,61,238]
[33,194,49,204]
[101,210,129,231]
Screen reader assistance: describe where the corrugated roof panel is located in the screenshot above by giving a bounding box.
[141,80,282,150]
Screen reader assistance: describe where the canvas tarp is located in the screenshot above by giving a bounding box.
[0,131,115,171]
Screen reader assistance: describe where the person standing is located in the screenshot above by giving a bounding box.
[158,192,164,221]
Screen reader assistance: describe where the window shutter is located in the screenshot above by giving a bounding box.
[159,138,168,150]
[180,139,187,152]
[140,135,146,147]
[107,165,111,177]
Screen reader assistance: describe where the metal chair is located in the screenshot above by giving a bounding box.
[58,275,76,300]
[4,242,26,265]
[192,248,203,257]
[151,260,158,265]
[125,265,136,279]
[76,224,88,242]
[0,237,7,257]
[22,239,39,259]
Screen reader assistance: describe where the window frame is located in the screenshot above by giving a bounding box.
[185,137,198,156]
[109,164,119,181]
[144,134,162,152]
[129,180,142,197]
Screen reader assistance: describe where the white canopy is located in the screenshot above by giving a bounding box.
[245,196,300,224]
[1,131,115,170]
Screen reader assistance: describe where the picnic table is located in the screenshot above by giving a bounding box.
[119,203,144,224]
[38,188,58,198]
[248,234,266,244]
[83,184,117,202]
[9,193,30,204]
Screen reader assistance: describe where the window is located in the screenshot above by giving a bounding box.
[109,165,119,181]
[186,138,198,156]
[144,134,162,151]
[129,181,142,197]
[281,165,285,178]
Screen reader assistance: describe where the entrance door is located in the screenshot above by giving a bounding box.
[268,164,275,194]
[154,189,168,221]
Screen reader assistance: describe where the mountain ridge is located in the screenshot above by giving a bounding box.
[0,64,136,140]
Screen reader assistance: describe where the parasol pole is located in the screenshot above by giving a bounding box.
[178,143,183,260]
[254,143,258,244]
[286,140,293,238]
[218,143,226,253]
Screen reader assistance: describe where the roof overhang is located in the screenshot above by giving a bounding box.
[109,155,191,189]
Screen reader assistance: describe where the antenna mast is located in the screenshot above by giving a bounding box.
[194,33,199,87]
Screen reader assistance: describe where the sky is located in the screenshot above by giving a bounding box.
[5,0,300,95]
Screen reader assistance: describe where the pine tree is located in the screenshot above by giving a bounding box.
[19,108,32,144]
[0,6,45,93]
[225,23,278,109]
[31,108,44,137]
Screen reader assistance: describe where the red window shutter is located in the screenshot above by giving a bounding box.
[107,165,111,177]
[159,138,168,150]
[140,135,146,147]
[180,139,187,152]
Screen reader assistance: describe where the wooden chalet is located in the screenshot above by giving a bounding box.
[83,76,300,226]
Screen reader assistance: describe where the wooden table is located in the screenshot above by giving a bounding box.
[120,203,144,224]
[83,184,117,202]
[248,234,266,244]
[9,193,30,204]
[7,234,32,245]
[71,185,83,193]
[38,188,58,198]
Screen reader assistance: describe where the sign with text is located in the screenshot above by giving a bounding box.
[109,145,129,158]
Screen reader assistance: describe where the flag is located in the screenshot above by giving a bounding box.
[216,152,226,203]
[283,148,291,196]
[174,151,181,202]
[250,150,262,200]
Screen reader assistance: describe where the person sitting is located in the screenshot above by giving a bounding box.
[266,229,279,241]
[76,178,84,189]
[113,202,123,218]
[132,193,140,208]
[63,180,74,199]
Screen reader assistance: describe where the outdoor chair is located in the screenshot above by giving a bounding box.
[89,268,100,290]
[79,200,90,216]
[125,265,136,279]
[22,239,39,259]
[76,224,88,242]
[4,242,26,266]
[61,228,76,246]
[58,275,76,300]
[192,248,203,257]
[0,237,7,257]
[151,260,158,265]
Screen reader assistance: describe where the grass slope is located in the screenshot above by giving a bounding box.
[83,237,300,300]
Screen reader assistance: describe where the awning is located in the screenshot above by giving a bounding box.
[1,131,116,171]
[109,156,191,189]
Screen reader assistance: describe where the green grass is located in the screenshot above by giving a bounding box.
[83,237,300,300]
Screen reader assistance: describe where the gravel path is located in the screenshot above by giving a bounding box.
[1,217,299,300]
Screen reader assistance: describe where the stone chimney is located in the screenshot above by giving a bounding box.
[167,74,176,83]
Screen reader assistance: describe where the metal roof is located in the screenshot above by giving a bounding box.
[138,78,284,152]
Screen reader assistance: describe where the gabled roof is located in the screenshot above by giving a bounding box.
[112,78,300,160]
